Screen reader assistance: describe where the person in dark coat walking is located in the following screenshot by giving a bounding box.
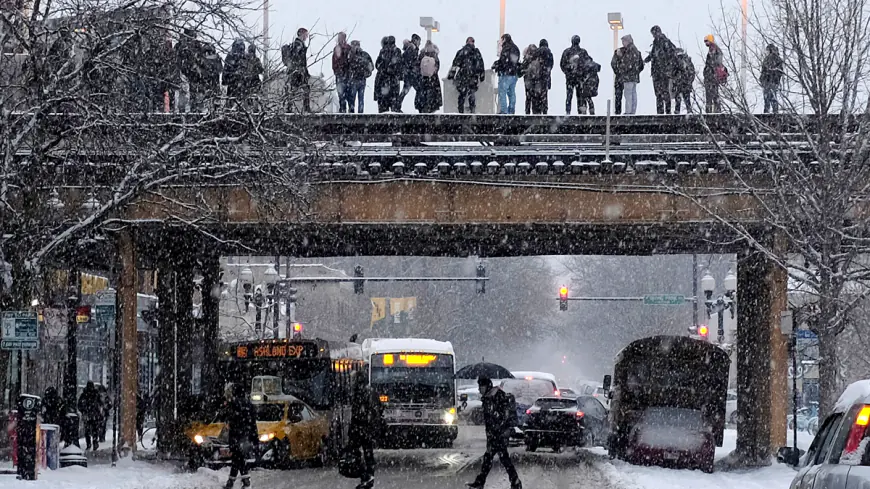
[347,40,374,113]
[703,34,725,113]
[645,25,678,114]
[375,36,403,113]
[223,39,247,105]
[521,44,548,114]
[347,371,383,489]
[761,44,783,114]
[225,383,258,489]
[560,35,592,115]
[611,34,644,115]
[448,37,486,113]
[41,387,64,426]
[78,382,103,452]
[673,48,696,114]
[282,28,311,112]
[493,33,521,114]
[399,34,422,107]
[466,377,521,489]
[415,40,442,113]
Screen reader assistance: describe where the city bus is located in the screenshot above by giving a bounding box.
[362,338,458,448]
[213,337,366,459]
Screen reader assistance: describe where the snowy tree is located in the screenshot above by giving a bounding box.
[688,0,870,417]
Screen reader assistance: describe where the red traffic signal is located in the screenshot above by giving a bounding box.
[291,322,303,338]
[559,286,568,311]
[698,325,709,337]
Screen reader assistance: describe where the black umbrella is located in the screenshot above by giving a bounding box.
[454,362,515,380]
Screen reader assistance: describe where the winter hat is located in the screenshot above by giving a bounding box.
[651,25,662,35]
[704,34,715,44]
[411,33,421,43]
[622,34,634,45]
[571,35,581,46]
[502,33,512,43]
[539,39,549,48]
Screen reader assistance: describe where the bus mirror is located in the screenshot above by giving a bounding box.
[602,375,612,396]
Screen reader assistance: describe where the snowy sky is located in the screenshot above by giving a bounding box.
[262,0,740,114]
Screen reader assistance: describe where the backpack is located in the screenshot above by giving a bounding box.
[527,58,543,80]
[281,44,293,68]
[420,55,437,77]
[715,65,729,84]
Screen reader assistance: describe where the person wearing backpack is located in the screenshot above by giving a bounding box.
[645,25,678,114]
[282,28,311,112]
[347,40,373,113]
[399,34,422,106]
[673,48,696,114]
[448,37,486,113]
[577,57,601,115]
[466,376,522,489]
[521,44,547,114]
[611,34,644,115]
[375,36,404,112]
[560,35,592,115]
[703,34,726,113]
[415,40,443,113]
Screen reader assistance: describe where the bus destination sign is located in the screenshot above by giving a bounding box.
[235,342,320,359]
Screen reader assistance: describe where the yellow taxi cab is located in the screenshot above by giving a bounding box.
[186,395,330,470]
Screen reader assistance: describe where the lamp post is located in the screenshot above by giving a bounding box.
[608,12,623,52]
[419,16,440,42]
[263,264,279,338]
[239,266,253,312]
[701,267,737,345]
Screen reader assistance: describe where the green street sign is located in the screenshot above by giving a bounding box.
[643,294,686,305]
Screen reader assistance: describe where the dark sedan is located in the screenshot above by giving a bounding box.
[522,395,609,452]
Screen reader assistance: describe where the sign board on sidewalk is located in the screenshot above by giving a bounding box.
[643,294,686,305]
[1,311,39,350]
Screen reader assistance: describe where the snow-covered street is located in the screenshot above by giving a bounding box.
[1,427,814,489]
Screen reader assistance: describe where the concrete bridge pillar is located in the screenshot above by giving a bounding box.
[735,249,789,464]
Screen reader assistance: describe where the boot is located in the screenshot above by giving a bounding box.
[225,477,236,489]
[355,476,374,489]
[241,476,251,488]
[466,481,485,489]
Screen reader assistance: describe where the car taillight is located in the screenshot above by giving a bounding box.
[845,405,870,453]
[555,390,561,396]
[575,411,585,418]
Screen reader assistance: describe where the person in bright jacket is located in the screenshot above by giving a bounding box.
[225,383,258,489]
[399,34,421,106]
[415,41,442,113]
[760,44,783,114]
[560,35,592,115]
[492,33,521,114]
[611,34,644,115]
[282,28,311,112]
[375,36,403,112]
[673,48,696,114]
[347,40,373,113]
[77,382,103,452]
[703,34,725,113]
[347,371,383,489]
[333,32,352,112]
[645,25,678,114]
[448,37,486,113]
[466,377,521,489]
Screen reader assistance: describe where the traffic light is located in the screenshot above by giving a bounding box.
[698,324,710,341]
[559,286,569,311]
[354,265,364,294]
[291,322,303,339]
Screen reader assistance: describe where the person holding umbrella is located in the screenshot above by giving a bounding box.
[466,376,522,489]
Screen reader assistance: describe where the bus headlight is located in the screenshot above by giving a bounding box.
[259,433,275,443]
[443,407,457,424]
[194,434,205,445]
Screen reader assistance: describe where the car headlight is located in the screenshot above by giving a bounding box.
[194,435,204,445]
[259,433,275,443]
[443,407,457,424]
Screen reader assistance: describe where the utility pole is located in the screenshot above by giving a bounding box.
[692,254,699,326]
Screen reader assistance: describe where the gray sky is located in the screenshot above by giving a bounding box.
[264,0,740,114]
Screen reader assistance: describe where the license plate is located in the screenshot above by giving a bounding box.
[663,452,679,461]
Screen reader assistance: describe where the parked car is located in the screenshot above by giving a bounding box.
[779,380,870,488]
[522,395,609,453]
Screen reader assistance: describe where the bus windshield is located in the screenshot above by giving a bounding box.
[369,353,454,405]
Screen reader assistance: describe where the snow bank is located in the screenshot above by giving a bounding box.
[834,380,870,413]
[2,459,221,489]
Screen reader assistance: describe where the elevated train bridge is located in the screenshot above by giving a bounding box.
[32,113,841,462]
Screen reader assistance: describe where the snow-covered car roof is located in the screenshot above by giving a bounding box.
[362,338,455,357]
[834,380,870,413]
[511,371,558,385]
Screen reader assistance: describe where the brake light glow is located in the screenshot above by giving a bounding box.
[698,325,709,336]
[844,405,870,453]
[526,409,532,415]
[575,411,585,418]
[555,390,560,396]
[525,376,533,380]
[857,406,870,426]
[379,395,389,403]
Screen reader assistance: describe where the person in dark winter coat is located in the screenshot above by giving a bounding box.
[225,383,258,489]
[521,44,548,114]
[399,34,422,106]
[466,377,521,489]
[493,33,521,114]
[333,32,352,113]
[415,41,442,113]
[347,40,374,113]
[578,56,601,115]
[201,43,223,109]
[347,371,383,489]
[176,29,207,112]
[223,39,247,105]
[245,44,264,107]
[282,28,311,112]
[448,37,486,113]
[98,385,111,443]
[761,44,783,114]
[375,36,404,113]
[611,34,644,115]
[537,39,555,90]
[703,34,725,113]
[560,35,593,115]
[673,48,696,114]
[42,387,64,426]
[78,382,103,451]
[645,25,678,114]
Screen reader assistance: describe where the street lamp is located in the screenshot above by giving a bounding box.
[239,266,253,312]
[608,12,623,51]
[702,267,737,344]
[419,16,440,42]
[263,264,279,338]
